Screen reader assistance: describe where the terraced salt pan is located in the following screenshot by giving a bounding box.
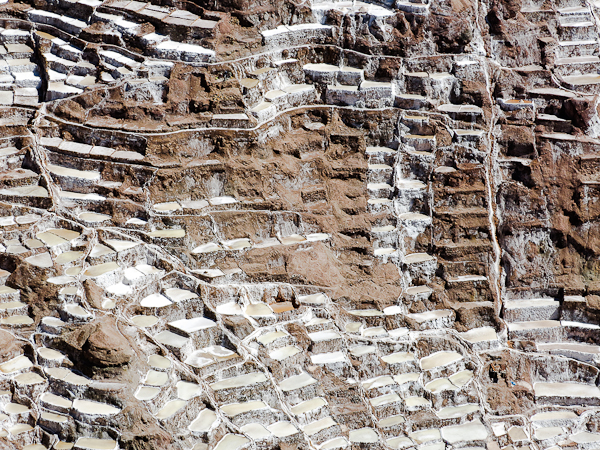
[79,212,110,222]
[163,288,198,303]
[155,330,189,350]
[134,386,160,401]
[408,310,454,325]
[238,421,272,441]
[309,329,341,341]
[64,303,91,318]
[45,367,90,386]
[381,352,415,364]
[41,392,73,412]
[537,341,600,357]
[25,252,53,268]
[210,372,268,391]
[270,345,301,360]
[348,309,383,317]
[141,293,172,308]
[25,239,44,249]
[447,274,487,282]
[311,351,346,364]
[0,355,32,373]
[83,262,120,277]
[126,218,147,225]
[420,351,463,370]
[304,416,337,435]
[298,293,327,304]
[290,397,327,415]
[436,404,480,419]
[37,347,65,362]
[405,286,433,297]
[531,410,578,422]
[425,378,457,393]
[213,434,249,450]
[438,104,483,114]
[403,253,435,264]
[1,185,49,198]
[570,431,600,444]
[362,326,388,337]
[372,224,396,232]
[0,285,19,296]
[9,423,33,435]
[193,268,226,278]
[131,315,158,328]
[74,438,118,450]
[450,370,473,387]
[409,428,440,444]
[399,213,431,224]
[41,316,66,331]
[306,317,332,327]
[73,399,120,415]
[349,428,379,443]
[156,399,187,419]
[148,354,171,369]
[169,317,216,333]
[441,420,488,443]
[90,244,115,258]
[362,376,395,390]
[319,437,349,450]
[460,326,498,343]
[279,234,307,245]
[397,179,427,190]
[59,190,105,201]
[141,367,171,387]
[387,436,413,449]
[368,198,392,205]
[379,414,406,428]
[48,274,77,285]
[534,382,600,398]
[366,146,395,154]
[245,302,274,316]
[189,409,218,432]
[175,381,202,400]
[508,426,529,441]
[41,411,69,424]
[1,315,34,325]
[36,231,68,247]
[55,251,84,265]
[104,239,140,252]
[216,302,242,315]
[153,202,182,212]
[257,330,287,344]
[5,402,30,414]
[48,164,100,180]
[350,345,376,356]
[279,372,317,391]
[374,247,396,255]
[209,196,238,206]
[534,426,564,440]
[147,229,186,238]
[508,320,561,331]
[221,400,267,417]
[0,300,22,313]
[266,421,297,438]
[370,393,401,407]
[222,238,252,250]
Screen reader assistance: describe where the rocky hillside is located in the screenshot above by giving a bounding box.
[0,0,599,448]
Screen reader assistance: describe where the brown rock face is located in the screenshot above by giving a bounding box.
[83,317,134,368]
[56,317,133,376]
